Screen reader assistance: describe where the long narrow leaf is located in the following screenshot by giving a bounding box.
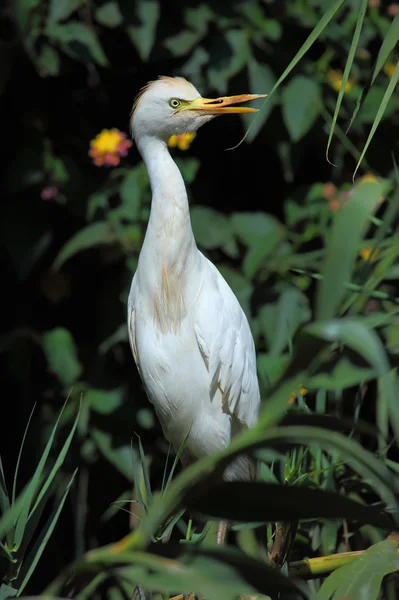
[136,435,153,505]
[354,61,399,178]
[16,470,77,596]
[326,0,367,163]
[12,405,36,506]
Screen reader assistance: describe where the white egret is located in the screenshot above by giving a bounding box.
[128,77,263,518]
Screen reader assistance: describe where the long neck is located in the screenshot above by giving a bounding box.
[137,135,196,263]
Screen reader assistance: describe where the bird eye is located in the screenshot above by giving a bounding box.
[169,98,181,109]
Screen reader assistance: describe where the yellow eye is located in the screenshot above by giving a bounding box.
[169,98,181,109]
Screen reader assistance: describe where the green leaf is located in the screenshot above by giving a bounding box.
[95,1,123,28]
[242,59,276,143]
[259,288,311,355]
[36,44,60,76]
[47,22,108,66]
[0,584,17,599]
[354,61,399,178]
[86,388,124,415]
[47,0,86,25]
[0,456,10,518]
[175,157,200,184]
[326,0,367,162]
[185,482,392,529]
[119,170,142,220]
[208,30,251,93]
[316,180,390,320]
[230,212,282,247]
[90,429,134,482]
[53,221,118,269]
[316,540,399,600]
[127,0,160,61]
[42,328,82,386]
[16,470,77,595]
[190,206,232,250]
[282,76,322,142]
[163,31,202,57]
[308,357,375,390]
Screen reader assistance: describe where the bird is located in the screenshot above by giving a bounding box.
[128,77,263,535]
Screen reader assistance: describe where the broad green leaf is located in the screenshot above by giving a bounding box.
[0,584,17,599]
[86,388,124,415]
[354,61,399,177]
[316,540,399,600]
[260,288,311,356]
[36,44,60,77]
[257,354,290,392]
[208,30,251,93]
[95,2,123,28]
[16,470,77,595]
[53,221,118,269]
[127,0,160,61]
[190,206,232,250]
[326,0,367,162]
[119,170,142,220]
[316,180,389,320]
[282,76,322,142]
[175,158,200,184]
[163,31,202,57]
[308,357,375,390]
[42,328,82,386]
[230,212,282,247]
[90,428,134,482]
[47,0,86,25]
[185,482,392,529]
[242,228,281,278]
[46,22,108,66]
[242,59,276,143]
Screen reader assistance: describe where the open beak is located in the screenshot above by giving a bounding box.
[186,93,267,114]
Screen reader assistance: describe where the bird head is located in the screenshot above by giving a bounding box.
[131,76,266,142]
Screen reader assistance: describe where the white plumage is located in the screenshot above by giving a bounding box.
[128,77,263,481]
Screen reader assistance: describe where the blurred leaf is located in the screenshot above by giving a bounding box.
[0,456,10,517]
[260,288,311,355]
[308,357,375,390]
[0,585,17,599]
[86,388,124,415]
[16,470,77,595]
[53,221,118,269]
[242,59,276,142]
[191,206,232,250]
[90,429,133,481]
[243,229,281,278]
[164,31,202,57]
[282,76,322,142]
[95,2,123,28]
[47,0,86,25]
[47,22,108,66]
[316,540,399,600]
[185,481,392,529]
[87,192,109,220]
[42,328,82,386]
[257,354,290,392]
[208,30,251,93]
[127,0,160,61]
[175,158,200,184]
[230,212,282,247]
[36,45,60,76]
[316,180,389,320]
[119,171,142,220]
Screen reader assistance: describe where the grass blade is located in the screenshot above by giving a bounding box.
[326,0,367,164]
[12,404,36,506]
[136,435,153,505]
[16,469,78,596]
[354,61,399,178]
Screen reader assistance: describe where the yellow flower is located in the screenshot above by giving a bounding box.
[359,173,385,204]
[89,128,132,167]
[288,386,308,405]
[328,69,354,93]
[384,62,397,79]
[168,132,196,151]
[359,246,380,261]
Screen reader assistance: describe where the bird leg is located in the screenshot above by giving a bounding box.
[131,585,146,600]
[216,520,227,545]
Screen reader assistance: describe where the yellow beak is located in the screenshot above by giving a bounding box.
[186,93,267,114]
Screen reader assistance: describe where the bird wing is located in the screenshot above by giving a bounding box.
[194,257,260,429]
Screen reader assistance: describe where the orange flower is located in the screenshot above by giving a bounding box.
[89,129,132,167]
[359,247,380,261]
[328,70,354,93]
[168,132,196,151]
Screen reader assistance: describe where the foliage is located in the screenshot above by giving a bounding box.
[2,0,399,599]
